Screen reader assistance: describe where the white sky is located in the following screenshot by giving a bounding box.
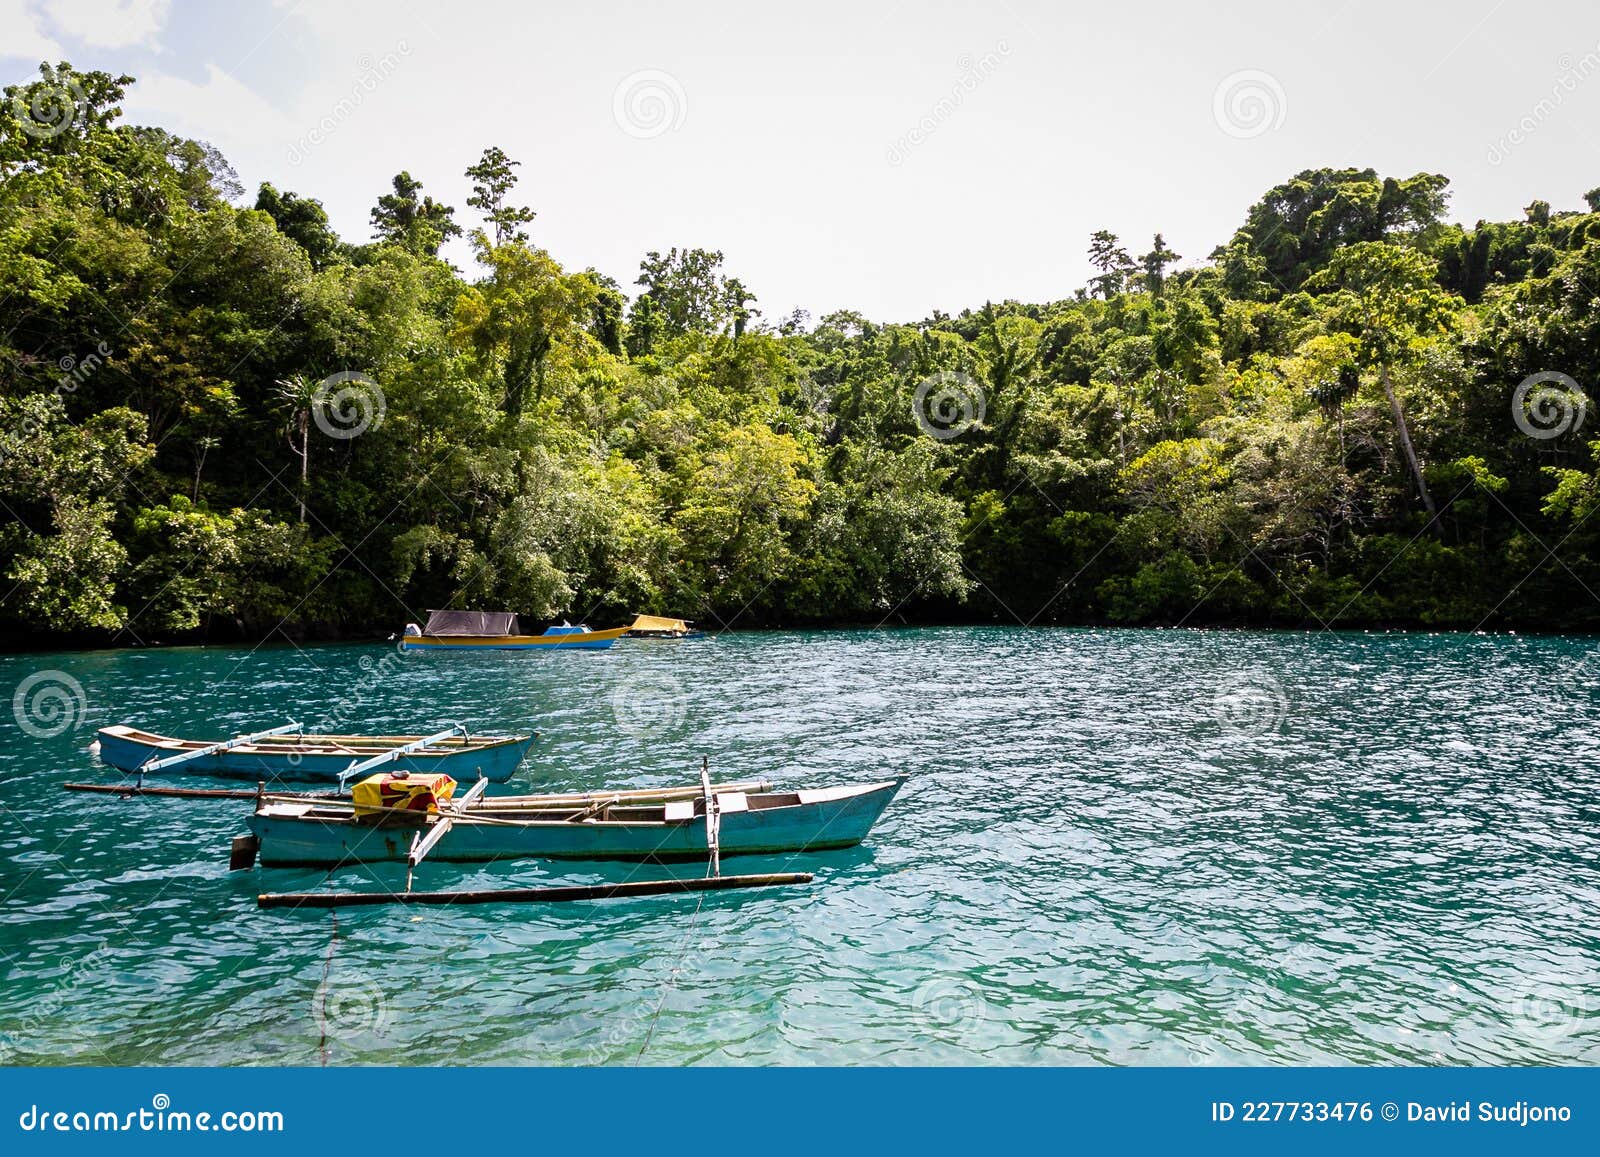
[5,0,1600,322]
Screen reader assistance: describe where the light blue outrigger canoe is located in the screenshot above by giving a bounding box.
[94,722,537,785]
[244,778,905,868]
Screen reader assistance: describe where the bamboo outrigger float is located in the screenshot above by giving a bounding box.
[258,872,814,909]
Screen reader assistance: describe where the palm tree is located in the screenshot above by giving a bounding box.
[276,374,315,522]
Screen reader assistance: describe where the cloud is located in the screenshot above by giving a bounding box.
[123,61,298,147]
[48,0,170,51]
[0,0,62,60]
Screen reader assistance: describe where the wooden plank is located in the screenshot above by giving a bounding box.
[275,781,772,813]
[407,816,453,867]
[229,834,259,870]
[66,779,771,810]
[335,724,466,785]
[404,776,492,888]
[448,776,492,811]
[700,759,721,878]
[136,722,302,774]
[258,872,813,909]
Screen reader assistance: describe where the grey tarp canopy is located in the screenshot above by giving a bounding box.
[422,610,524,636]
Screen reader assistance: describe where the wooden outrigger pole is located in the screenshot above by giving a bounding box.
[64,779,774,807]
[404,775,491,891]
[335,723,467,786]
[257,872,813,909]
[64,782,340,801]
[701,755,721,878]
[133,721,303,780]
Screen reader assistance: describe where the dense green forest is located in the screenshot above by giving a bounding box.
[3,62,1600,645]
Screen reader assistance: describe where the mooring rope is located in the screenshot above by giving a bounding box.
[632,888,708,1064]
[315,880,339,1066]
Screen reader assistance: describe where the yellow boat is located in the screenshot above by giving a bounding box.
[623,613,708,639]
[399,611,629,651]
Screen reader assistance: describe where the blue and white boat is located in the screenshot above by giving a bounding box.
[94,723,537,784]
[244,778,905,867]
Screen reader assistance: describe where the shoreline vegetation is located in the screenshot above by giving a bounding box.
[5,63,1600,650]
[0,620,1588,659]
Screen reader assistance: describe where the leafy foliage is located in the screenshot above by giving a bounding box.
[4,63,1600,642]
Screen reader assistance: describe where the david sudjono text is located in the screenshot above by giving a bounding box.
[1408,1101,1571,1125]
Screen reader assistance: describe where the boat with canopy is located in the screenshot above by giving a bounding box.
[399,610,628,651]
[623,613,707,639]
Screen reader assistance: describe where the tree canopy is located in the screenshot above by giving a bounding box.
[4,62,1600,643]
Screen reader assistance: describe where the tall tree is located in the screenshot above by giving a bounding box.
[722,277,759,339]
[634,248,733,337]
[1087,230,1135,298]
[1140,233,1181,296]
[1225,168,1450,293]
[452,239,598,416]
[1307,242,1454,519]
[465,146,536,246]
[370,171,461,256]
[255,183,341,267]
[275,375,314,523]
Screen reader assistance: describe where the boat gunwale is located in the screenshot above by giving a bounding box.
[97,725,533,755]
[401,625,630,646]
[257,779,904,830]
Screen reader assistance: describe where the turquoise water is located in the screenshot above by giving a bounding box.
[2,627,1598,1066]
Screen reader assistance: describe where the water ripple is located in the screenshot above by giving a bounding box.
[1,628,1598,1065]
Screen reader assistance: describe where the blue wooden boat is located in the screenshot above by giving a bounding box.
[244,778,904,868]
[94,723,536,784]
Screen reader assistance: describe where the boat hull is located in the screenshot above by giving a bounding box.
[95,727,536,784]
[398,626,628,652]
[248,780,904,866]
